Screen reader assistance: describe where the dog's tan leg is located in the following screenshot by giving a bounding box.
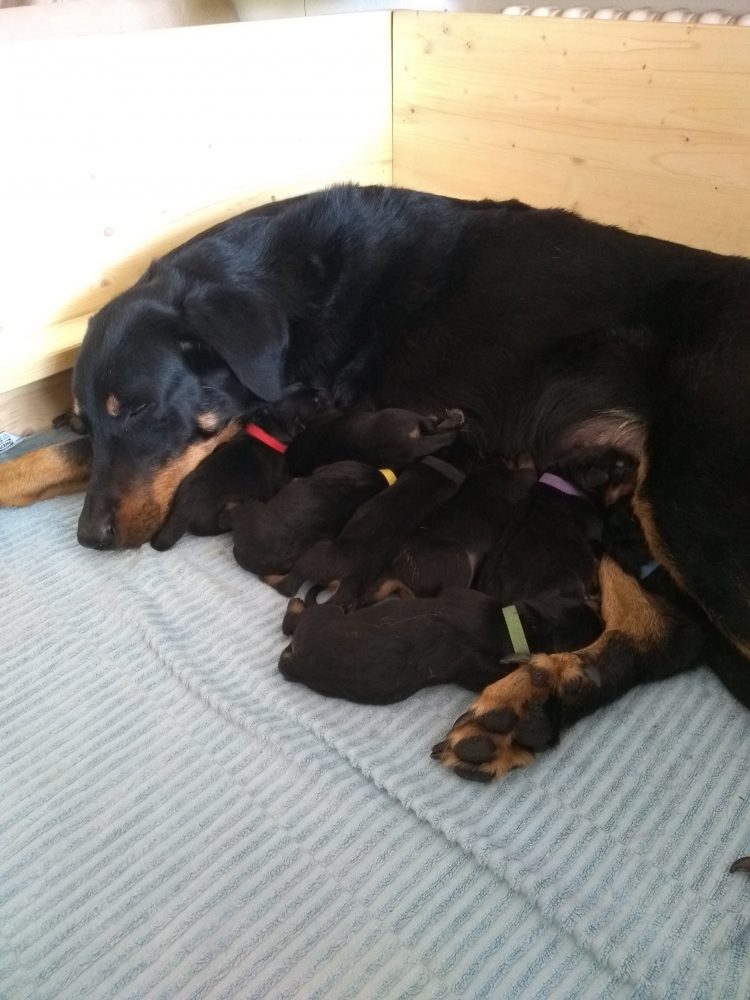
[432,557,702,781]
[0,438,91,507]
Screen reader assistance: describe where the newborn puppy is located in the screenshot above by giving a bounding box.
[231,405,464,580]
[276,451,471,605]
[287,407,464,475]
[232,462,394,580]
[476,447,635,604]
[373,458,537,599]
[278,586,602,705]
[151,385,323,550]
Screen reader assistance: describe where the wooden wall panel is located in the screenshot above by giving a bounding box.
[0,11,392,395]
[0,370,73,437]
[393,12,750,256]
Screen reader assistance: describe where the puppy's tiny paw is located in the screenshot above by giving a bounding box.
[281,597,305,635]
[435,408,465,432]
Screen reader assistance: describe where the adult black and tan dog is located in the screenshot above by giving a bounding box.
[2,183,750,782]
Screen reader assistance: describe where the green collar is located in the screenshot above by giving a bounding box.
[502,604,530,656]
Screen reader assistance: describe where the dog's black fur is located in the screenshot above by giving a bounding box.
[279,587,602,705]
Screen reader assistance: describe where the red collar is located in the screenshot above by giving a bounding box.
[245,423,288,454]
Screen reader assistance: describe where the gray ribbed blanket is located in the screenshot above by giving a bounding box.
[2,491,750,999]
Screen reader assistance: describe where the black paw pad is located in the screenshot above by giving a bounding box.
[454,765,493,783]
[478,708,518,733]
[454,735,496,764]
[452,710,476,728]
[514,703,556,751]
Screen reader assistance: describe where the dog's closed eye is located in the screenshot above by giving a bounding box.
[121,402,153,429]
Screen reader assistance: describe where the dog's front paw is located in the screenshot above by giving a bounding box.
[431,654,597,781]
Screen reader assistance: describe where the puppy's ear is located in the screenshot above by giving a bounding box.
[184,285,289,401]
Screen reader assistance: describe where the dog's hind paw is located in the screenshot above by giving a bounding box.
[431,653,598,781]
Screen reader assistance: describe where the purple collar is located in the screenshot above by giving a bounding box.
[538,472,586,498]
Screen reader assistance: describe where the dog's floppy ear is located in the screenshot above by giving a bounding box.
[184,284,289,401]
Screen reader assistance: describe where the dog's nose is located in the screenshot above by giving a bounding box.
[77,497,117,549]
[77,518,116,549]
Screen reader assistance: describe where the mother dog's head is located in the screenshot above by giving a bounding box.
[73,278,290,549]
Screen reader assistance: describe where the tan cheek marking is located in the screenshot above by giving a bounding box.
[0,440,90,507]
[105,394,120,417]
[114,420,240,546]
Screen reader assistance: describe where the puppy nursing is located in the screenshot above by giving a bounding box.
[152,390,702,782]
[277,446,624,703]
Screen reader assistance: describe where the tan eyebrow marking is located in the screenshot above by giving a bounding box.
[105,394,121,417]
[196,411,221,432]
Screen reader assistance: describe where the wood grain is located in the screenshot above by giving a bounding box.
[393,12,750,255]
[0,369,73,436]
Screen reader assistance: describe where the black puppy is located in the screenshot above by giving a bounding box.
[276,450,471,605]
[371,458,537,599]
[152,386,324,550]
[475,447,634,604]
[232,461,394,580]
[278,448,626,707]
[287,407,464,475]
[278,586,601,706]
[230,406,463,579]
